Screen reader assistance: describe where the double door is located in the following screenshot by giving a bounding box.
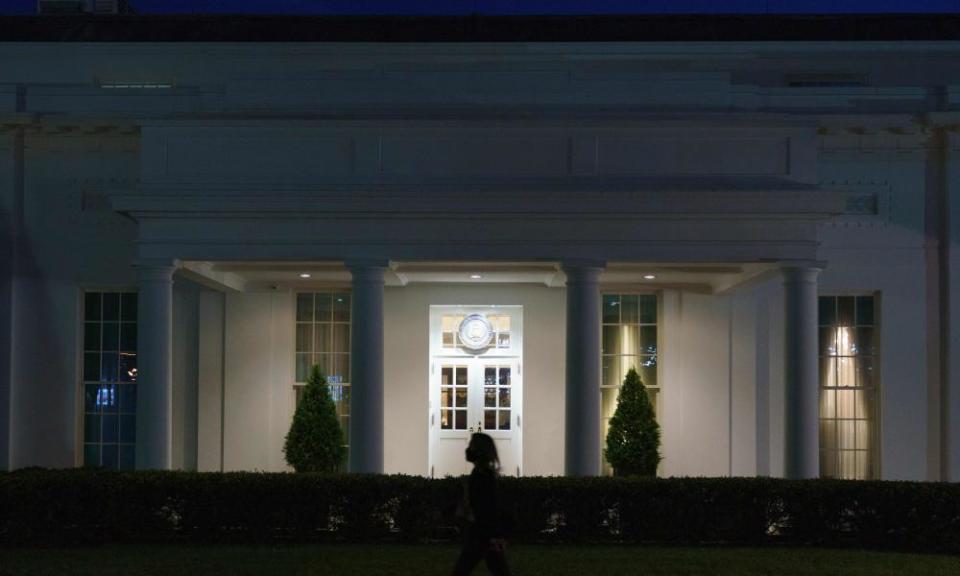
[431,357,521,477]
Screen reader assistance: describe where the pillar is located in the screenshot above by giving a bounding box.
[563,260,605,476]
[135,261,176,470]
[348,259,387,473]
[782,264,822,479]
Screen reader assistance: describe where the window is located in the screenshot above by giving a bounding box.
[819,295,878,480]
[82,291,137,470]
[295,292,351,446]
[600,294,659,474]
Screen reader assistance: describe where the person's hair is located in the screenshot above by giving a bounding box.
[468,432,500,473]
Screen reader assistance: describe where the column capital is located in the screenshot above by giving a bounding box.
[135,259,178,283]
[561,259,606,284]
[345,258,390,270]
[780,261,825,284]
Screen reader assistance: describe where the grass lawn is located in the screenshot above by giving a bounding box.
[1,544,958,576]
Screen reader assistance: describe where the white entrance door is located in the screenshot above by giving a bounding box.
[429,306,523,477]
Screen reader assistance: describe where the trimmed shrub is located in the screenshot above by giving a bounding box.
[2,470,960,553]
[605,368,661,476]
[284,366,346,473]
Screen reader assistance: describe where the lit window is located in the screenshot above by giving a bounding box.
[819,295,878,480]
[600,293,659,475]
[294,292,351,447]
[82,291,137,470]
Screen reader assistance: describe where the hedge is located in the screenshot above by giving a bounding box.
[2,470,959,553]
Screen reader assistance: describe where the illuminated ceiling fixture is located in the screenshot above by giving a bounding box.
[299,273,311,279]
[470,274,483,279]
[643,274,657,280]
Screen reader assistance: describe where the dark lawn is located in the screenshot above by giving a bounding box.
[2,544,959,576]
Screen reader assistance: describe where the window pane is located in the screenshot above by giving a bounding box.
[314,293,333,322]
[295,353,310,383]
[101,352,118,382]
[499,367,511,386]
[602,295,620,324]
[120,293,137,322]
[640,326,657,355]
[639,295,657,324]
[837,296,855,326]
[119,384,136,414]
[102,322,119,351]
[620,325,639,356]
[621,295,639,324]
[84,384,99,413]
[99,384,117,413]
[120,323,137,352]
[639,357,658,388]
[442,389,452,408]
[455,388,468,408]
[314,323,331,353]
[819,327,836,356]
[119,352,137,382]
[856,296,874,326]
[331,354,350,384]
[485,410,497,430]
[101,414,119,443]
[484,387,495,408]
[119,445,135,470]
[441,409,452,429]
[84,353,101,382]
[856,357,875,388]
[441,367,452,386]
[601,387,619,421]
[499,388,511,408]
[854,328,875,357]
[455,410,467,430]
[84,444,100,468]
[484,368,496,386]
[84,414,101,443]
[119,415,136,443]
[295,324,313,353]
[296,293,313,322]
[101,445,119,470]
[332,323,350,353]
[84,292,101,322]
[456,368,467,386]
[602,326,621,355]
[103,293,120,322]
[332,294,350,323]
[818,296,836,327]
[602,356,620,388]
[499,410,511,430]
[84,323,100,351]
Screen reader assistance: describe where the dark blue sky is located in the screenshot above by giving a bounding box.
[3,0,959,15]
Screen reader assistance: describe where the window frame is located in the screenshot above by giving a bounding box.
[77,286,139,470]
[292,289,353,452]
[817,291,882,480]
[599,290,661,476]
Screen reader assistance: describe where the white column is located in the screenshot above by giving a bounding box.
[135,261,176,470]
[348,260,387,473]
[782,265,822,479]
[563,260,605,477]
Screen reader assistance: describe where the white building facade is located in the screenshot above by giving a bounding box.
[2,16,960,481]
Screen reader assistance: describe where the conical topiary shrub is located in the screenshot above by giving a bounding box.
[284,365,346,472]
[604,367,661,476]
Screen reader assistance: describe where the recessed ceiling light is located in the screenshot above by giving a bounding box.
[643,274,657,280]
[299,273,311,279]
[470,274,483,279]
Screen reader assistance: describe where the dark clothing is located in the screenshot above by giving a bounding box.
[467,468,502,539]
[451,527,512,576]
[452,467,512,576]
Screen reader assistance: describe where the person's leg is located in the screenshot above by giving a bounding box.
[450,537,486,576]
[483,548,512,576]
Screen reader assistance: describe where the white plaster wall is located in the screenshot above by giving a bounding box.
[197,290,224,472]
[221,290,294,472]
[172,279,201,471]
[8,133,139,469]
[818,144,930,480]
[383,284,566,477]
[0,133,14,469]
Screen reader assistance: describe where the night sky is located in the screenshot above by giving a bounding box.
[3,0,960,15]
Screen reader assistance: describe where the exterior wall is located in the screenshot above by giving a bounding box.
[7,132,139,469]
[817,135,931,480]
[2,40,958,478]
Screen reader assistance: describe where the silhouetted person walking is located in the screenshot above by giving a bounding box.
[451,432,512,576]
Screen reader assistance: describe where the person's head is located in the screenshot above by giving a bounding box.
[465,432,500,472]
